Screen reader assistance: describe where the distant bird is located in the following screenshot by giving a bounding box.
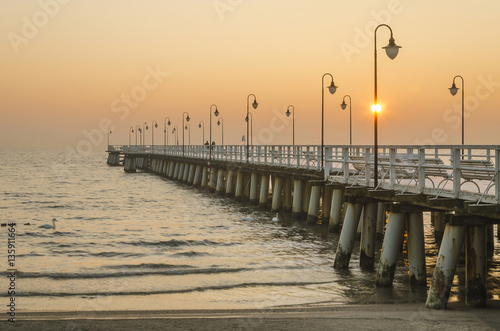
[40,218,57,229]
[242,216,254,221]
[272,213,279,222]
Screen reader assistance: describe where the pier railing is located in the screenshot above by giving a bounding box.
[109,144,500,204]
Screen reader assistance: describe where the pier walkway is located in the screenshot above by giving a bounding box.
[107,144,500,309]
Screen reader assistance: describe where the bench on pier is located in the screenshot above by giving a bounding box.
[458,159,496,181]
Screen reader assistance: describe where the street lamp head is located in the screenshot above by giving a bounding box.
[214,108,219,117]
[372,104,382,113]
[217,119,221,126]
[328,81,338,94]
[146,125,149,130]
[198,123,202,128]
[167,120,171,126]
[245,116,248,123]
[154,123,158,128]
[449,82,459,96]
[383,36,401,60]
[132,129,134,133]
[186,115,190,122]
[285,109,290,117]
[252,99,258,109]
[341,100,347,110]
[185,125,188,130]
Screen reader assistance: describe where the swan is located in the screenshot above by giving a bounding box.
[242,216,254,221]
[272,213,279,222]
[40,218,57,229]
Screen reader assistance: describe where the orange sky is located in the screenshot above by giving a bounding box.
[1,0,500,152]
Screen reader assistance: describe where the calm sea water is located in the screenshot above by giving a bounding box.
[0,149,498,312]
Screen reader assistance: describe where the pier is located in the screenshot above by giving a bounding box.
[107,144,500,309]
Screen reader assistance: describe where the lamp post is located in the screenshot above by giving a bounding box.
[285,105,295,146]
[246,94,258,162]
[209,104,219,159]
[172,125,178,145]
[151,120,158,151]
[129,126,134,146]
[182,112,190,155]
[136,125,141,145]
[449,75,465,145]
[185,123,191,145]
[321,73,338,168]
[340,95,352,145]
[217,118,224,146]
[373,24,401,188]
[245,112,253,145]
[107,130,112,148]
[164,117,171,146]
[142,122,149,147]
[198,121,205,145]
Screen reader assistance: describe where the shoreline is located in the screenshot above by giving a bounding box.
[3,301,500,330]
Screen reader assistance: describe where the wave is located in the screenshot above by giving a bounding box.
[3,280,334,297]
[124,239,238,248]
[6,266,249,280]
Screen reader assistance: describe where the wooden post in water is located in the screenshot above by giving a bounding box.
[426,224,466,309]
[333,200,363,269]
[375,212,406,287]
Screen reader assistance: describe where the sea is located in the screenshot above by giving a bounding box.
[0,148,499,313]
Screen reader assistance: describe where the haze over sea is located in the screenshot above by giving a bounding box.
[1,149,499,312]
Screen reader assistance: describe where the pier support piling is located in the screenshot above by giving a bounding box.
[307,184,322,225]
[283,178,292,212]
[465,224,487,307]
[426,224,466,309]
[235,171,244,201]
[333,202,363,269]
[271,177,283,213]
[359,202,378,270]
[259,174,270,208]
[292,179,303,219]
[328,187,344,233]
[407,212,427,286]
[375,212,406,287]
[249,173,259,205]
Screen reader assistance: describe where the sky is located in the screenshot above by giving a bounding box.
[1,0,500,153]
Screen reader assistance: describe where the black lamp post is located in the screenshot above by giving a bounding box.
[285,105,295,146]
[198,121,205,145]
[373,24,401,188]
[217,118,224,146]
[142,122,149,147]
[321,73,338,168]
[182,112,190,155]
[164,117,171,146]
[246,94,258,162]
[152,120,158,150]
[340,95,352,145]
[129,126,134,146]
[449,75,465,145]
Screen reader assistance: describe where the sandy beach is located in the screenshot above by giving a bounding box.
[3,301,500,331]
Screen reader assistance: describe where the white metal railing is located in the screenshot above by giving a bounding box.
[325,145,500,205]
[109,144,500,204]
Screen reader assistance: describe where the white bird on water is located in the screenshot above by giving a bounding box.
[272,213,279,222]
[40,218,57,229]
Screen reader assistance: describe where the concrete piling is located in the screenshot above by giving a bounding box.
[328,187,344,233]
[187,164,195,185]
[216,169,225,195]
[225,170,235,197]
[465,224,487,308]
[375,212,406,287]
[235,171,244,201]
[283,178,292,212]
[407,212,426,286]
[307,183,322,225]
[359,202,378,270]
[376,202,386,239]
[193,165,202,187]
[259,174,270,208]
[333,201,363,269]
[249,173,259,205]
[426,224,466,309]
[292,179,303,219]
[271,177,283,213]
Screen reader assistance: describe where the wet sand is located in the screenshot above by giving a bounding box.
[3,301,500,331]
